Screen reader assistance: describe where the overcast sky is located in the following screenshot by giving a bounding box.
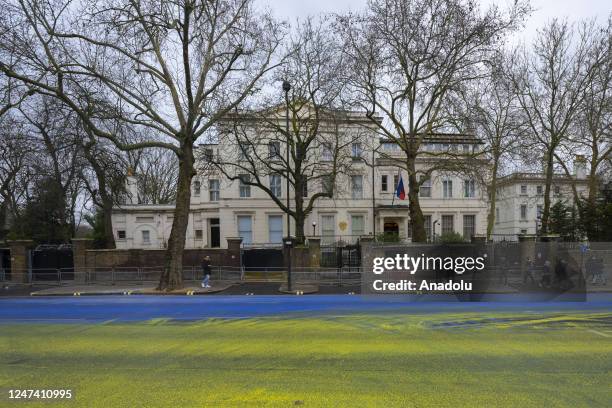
[258,0,611,43]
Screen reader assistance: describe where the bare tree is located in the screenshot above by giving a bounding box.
[457,55,525,239]
[561,18,611,207]
[509,19,604,233]
[133,148,178,205]
[0,0,285,289]
[0,54,34,117]
[0,113,34,238]
[80,131,130,249]
[336,0,529,242]
[19,96,83,235]
[211,18,361,242]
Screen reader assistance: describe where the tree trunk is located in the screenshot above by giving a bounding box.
[101,194,116,249]
[407,159,427,242]
[587,155,599,207]
[0,201,7,238]
[582,157,600,241]
[158,140,195,291]
[540,150,555,234]
[294,214,305,243]
[86,149,116,249]
[486,161,499,240]
[294,180,305,243]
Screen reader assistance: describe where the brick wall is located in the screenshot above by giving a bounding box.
[78,238,242,271]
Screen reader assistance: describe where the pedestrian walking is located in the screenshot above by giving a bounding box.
[201,256,212,288]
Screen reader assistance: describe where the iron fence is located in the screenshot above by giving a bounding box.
[2,241,610,290]
[1,266,242,286]
[0,265,364,287]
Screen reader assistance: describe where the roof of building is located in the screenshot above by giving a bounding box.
[219,103,383,125]
[496,172,588,185]
[379,132,484,145]
[112,204,177,212]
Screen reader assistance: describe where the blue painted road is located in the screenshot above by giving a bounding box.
[1,293,611,322]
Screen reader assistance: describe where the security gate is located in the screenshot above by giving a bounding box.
[241,247,284,272]
[0,248,10,280]
[321,242,361,271]
[31,244,74,281]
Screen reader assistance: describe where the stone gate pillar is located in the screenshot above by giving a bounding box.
[307,237,321,268]
[72,238,94,283]
[225,237,242,268]
[518,234,537,281]
[8,239,33,283]
[539,234,560,266]
[359,235,375,273]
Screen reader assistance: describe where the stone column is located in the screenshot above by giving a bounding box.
[359,235,375,272]
[72,238,94,283]
[538,234,560,277]
[291,246,308,269]
[307,237,321,268]
[225,237,242,268]
[8,240,33,283]
[539,235,559,259]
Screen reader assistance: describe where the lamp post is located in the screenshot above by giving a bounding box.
[312,221,317,236]
[370,145,382,237]
[358,143,381,237]
[282,80,292,292]
[432,219,439,243]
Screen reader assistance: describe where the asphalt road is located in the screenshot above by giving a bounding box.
[0,293,611,322]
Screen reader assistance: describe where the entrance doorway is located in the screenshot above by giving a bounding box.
[209,218,220,248]
[381,219,402,242]
[384,222,399,235]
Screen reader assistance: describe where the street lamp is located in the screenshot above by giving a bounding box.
[369,145,383,236]
[432,219,439,243]
[283,80,291,237]
[283,80,292,292]
[312,221,317,236]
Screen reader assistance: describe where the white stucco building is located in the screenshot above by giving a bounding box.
[491,165,589,237]
[111,109,490,249]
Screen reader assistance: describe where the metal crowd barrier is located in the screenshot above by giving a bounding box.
[1,260,608,289]
[0,266,242,286]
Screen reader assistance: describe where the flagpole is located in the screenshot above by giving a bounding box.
[391,167,400,207]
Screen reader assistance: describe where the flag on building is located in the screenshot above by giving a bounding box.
[395,175,406,200]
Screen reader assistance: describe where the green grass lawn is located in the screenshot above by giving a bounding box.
[1,312,611,407]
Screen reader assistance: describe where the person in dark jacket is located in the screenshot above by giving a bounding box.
[201,256,212,288]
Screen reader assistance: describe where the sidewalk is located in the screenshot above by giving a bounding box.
[28,283,233,296]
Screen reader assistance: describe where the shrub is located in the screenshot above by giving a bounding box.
[438,232,466,243]
[376,232,400,243]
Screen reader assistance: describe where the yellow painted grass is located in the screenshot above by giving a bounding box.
[1,312,611,407]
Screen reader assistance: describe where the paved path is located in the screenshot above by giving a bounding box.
[0,293,611,322]
[28,283,232,296]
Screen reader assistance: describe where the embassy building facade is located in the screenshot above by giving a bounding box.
[491,166,589,237]
[111,109,492,249]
